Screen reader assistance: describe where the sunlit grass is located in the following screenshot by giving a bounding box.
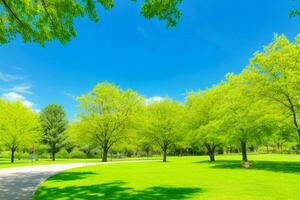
[34,154,300,200]
[0,156,160,169]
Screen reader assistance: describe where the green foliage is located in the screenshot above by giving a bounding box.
[290,9,300,17]
[0,99,41,162]
[182,34,300,160]
[140,99,184,161]
[40,104,68,160]
[15,151,30,160]
[0,0,182,45]
[1,33,300,164]
[70,82,143,162]
[35,143,51,158]
[141,0,182,27]
[248,34,300,151]
[185,83,228,160]
[290,0,300,17]
[0,151,12,158]
[70,149,86,159]
[68,39,300,161]
[223,72,272,143]
[56,148,70,159]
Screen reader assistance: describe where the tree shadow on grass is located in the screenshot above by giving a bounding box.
[34,181,203,200]
[196,160,300,174]
[48,171,97,181]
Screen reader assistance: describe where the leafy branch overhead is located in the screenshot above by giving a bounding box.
[0,0,182,45]
[290,0,300,16]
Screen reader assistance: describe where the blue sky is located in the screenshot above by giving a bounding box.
[0,0,299,120]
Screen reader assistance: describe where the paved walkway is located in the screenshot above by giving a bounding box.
[0,160,154,200]
[0,162,102,200]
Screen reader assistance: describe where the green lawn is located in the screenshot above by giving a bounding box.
[33,154,300,200]
[0,157,159,169]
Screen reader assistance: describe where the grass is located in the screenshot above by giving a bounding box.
[0,156,159,169]
[33,154,300,200]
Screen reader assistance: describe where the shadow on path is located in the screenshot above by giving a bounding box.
[34,181,203,200]
[196,160,300,174]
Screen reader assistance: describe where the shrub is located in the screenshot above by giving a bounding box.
[70,150,86,158]
[0,151,11,158]
[38,153,50,159]
[16,152,29,160]
[56,149,70,159]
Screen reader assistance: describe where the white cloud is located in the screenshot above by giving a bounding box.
[0,71,39,112]
[4,83,32,94]
[145,96,164,105]
[64,92,76,99]
[2,92,37,112]
[0,72,22,82]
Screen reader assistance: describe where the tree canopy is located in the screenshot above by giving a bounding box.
[0,33,300,163]
[0,100,41,163]
[69,82,143,162]
[248,34,300,152]
[0,0,182,45]
[185,83,228,161]
[40,104,68,161]
[141,99,184,162]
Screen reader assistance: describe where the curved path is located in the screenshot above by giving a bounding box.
[0,160,154,200]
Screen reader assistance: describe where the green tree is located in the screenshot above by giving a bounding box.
[185,84,228,161]
[0,100,41,163]
[142,99,184,162]
[271,126,295,153]
[0,0,182,45]
[249,34,300,152]
[40,104,68,161]
[140,140,153,158]
[69,82,143,162]
[223,72,275,162]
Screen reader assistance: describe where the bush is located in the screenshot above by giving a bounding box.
[0,151,11,158]
[16,152,29,160]
[38,153,50,159]
[70,150,86,158]
[0,151,29,160]
[257,146,274,153]
[56,149,70,159]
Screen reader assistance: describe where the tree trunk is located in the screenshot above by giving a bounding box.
[297,130,300,154]
[241,141,248,161]
[51,146,55,161]
[205,144,216,162]
[11,148,15,163]
[286,95,300,154]
[163,148,167,162]
[209,153,215,161]
[102,148,108,162]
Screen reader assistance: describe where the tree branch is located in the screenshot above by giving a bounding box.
[1,0,23,24]
[40,0,56,31]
